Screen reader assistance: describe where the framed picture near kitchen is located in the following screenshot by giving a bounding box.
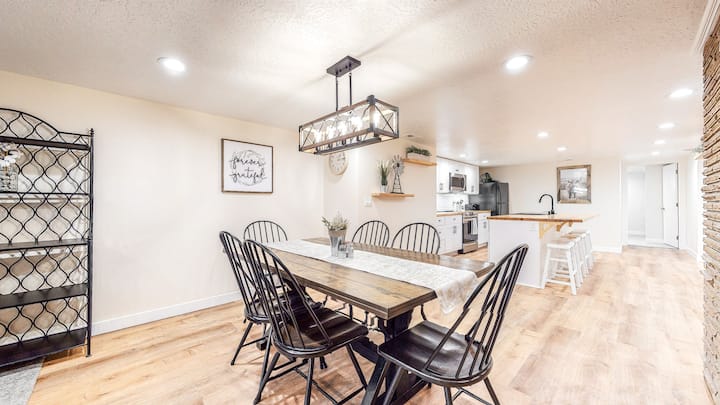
[557,164,591,204]
[221,139,273,193]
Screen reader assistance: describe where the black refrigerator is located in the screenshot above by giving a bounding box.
[469,182,509,216]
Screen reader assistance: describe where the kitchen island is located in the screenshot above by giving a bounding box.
[488,214,596,288]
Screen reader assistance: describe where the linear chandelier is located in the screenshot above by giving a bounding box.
[298,56,400,155]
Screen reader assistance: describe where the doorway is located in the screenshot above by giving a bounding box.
[625,163,679,248]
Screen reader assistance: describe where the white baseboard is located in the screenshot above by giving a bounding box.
[593,245,622,254]
[92,291,242,336]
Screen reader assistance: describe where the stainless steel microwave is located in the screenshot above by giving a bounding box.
[449,172,466,192]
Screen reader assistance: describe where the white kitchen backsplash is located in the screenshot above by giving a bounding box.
[436,193,468,211]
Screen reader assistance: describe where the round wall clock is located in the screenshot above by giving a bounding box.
[329,152,348,175]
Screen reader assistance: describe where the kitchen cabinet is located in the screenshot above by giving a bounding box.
[436,158,479,195]
[465,165,479,194]
[435,214,462,254]
[436,159,450,193]
[477,212,489,246]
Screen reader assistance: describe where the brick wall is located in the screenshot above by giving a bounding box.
[704,22,720,405]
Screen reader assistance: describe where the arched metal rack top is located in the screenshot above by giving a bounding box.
[0,108,92,151]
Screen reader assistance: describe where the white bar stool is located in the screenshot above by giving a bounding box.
[542,238,579,295]
[559,234,586,284]
[568,229,593,272]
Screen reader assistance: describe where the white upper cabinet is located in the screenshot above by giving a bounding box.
[436,158,479,194]
[465,165,478,194]
[436,159,450,193]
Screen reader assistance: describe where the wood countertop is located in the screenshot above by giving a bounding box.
[436,211,463,217]
[488,214,596,223]
[436,210,492,217]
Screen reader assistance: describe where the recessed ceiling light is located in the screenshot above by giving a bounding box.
[459,153,467,158]
[481,160,489,164]
[157,57,186,73]
[651,151,660,156]
[658,122,675,130]
[504,55,531,72]
[557,146,567,152]
[654,139,666,145]
[537,131,549,138]
[669,88,693,99]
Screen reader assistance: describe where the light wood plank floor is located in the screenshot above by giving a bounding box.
[28,246,709,404]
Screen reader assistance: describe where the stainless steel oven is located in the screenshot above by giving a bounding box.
[450,173,466,192]
[461,214,478,253]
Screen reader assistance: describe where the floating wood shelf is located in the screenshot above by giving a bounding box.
[401,158,437,166]
[371,193,415,199]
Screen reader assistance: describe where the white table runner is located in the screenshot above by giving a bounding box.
[266,239,480,314]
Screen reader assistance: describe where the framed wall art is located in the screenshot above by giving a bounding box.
[557,164,591,204]
[221,139,273,193]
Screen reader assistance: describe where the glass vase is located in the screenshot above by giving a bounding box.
[328,229,346,257]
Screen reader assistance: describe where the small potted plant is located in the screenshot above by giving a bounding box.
[378,160,390,193]
[322,213,349,256]
[405,145,432,162]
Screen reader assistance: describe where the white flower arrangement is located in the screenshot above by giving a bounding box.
[0,143,22,169]
[322,212,349,231]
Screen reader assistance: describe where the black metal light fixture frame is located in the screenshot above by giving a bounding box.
[298,56,400,155]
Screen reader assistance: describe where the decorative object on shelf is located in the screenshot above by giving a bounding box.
[405,145,431,161]
[480,172,493,183]
[322,213,349,257]
[390,155,404,194]
[0,108,93,367]
[0,143,21,192]
[371,192,415,199]
[298,56,399,155]
[378,160,390,193]
[557,164,591,204]
[328,151,348,175]
[221,139,273,193]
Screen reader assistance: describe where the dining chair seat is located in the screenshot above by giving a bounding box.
[278,307,369,357]
[378,321,489,386]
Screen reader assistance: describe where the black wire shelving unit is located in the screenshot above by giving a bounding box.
[0,109,93,367]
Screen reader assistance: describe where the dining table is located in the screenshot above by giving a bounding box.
[268,237,495,404]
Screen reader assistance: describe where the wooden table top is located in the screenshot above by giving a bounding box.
[488,213,596,223]
[268,238,494,320]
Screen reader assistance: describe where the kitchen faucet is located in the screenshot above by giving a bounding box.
[539,193,555,215]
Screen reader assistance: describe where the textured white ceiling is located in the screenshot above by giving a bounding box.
[0,0,706,165]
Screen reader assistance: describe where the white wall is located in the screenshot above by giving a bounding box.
[644,165,664,242]
[626,169,646,236]
[0,70,325,334]
[486,158,623,252]
[323,138,436,239]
